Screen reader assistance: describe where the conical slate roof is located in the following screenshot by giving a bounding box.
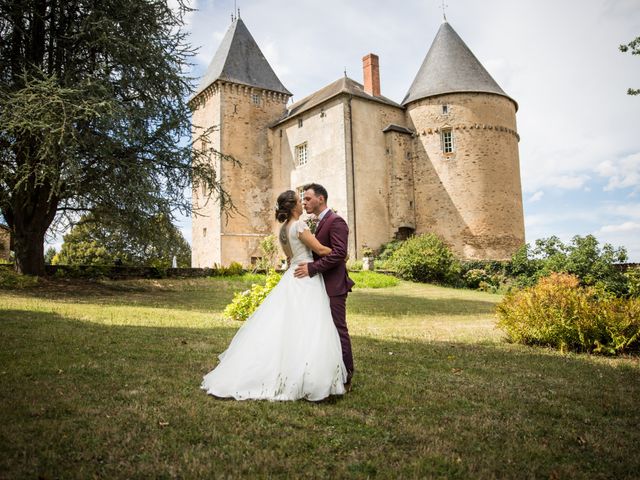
[402,22,516,108]
[193,18,291,99]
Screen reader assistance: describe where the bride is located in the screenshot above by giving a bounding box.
[201,190,348,401]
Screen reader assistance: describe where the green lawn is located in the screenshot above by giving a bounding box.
[1,276,639,479]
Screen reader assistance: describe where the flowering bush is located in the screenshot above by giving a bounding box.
[497,273,640,355]
[223,269,282,321]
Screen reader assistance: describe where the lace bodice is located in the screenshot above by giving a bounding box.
[282,219,313,265]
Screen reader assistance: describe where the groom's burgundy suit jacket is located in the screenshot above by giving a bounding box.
[307,210,355,297]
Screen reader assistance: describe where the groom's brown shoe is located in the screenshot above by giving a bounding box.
[344,382,352,393]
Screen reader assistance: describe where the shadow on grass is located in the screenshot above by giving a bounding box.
[1,310,639,478]
[1,277,253,312]
[3,278,499,318]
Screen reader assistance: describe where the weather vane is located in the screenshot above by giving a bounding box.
[231,1,240,21]
[441,0,448,21]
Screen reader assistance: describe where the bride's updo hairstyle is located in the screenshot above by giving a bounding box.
[275,190,297,223]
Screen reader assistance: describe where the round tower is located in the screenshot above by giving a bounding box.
[403,21,524,260]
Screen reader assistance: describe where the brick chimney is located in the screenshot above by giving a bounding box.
[362,53,380,97]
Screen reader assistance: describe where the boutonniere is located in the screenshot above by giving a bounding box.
[303,213,318,234]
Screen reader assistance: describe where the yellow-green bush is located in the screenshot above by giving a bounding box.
[223,269,282,321]
[497,273,640,355]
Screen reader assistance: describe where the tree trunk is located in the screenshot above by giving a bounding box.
[13,228,46,276]
[4,177,59,277]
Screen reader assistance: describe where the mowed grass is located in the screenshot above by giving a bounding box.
[1,275,639,479]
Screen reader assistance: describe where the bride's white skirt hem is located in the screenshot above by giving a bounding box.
[201,266,348,402]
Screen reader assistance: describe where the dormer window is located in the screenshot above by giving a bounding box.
[441,129,454,154]
[442,105,449,115]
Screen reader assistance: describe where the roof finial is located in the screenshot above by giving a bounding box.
[441,0,448,21]
[344,67,347,77]
[237,7,241,19]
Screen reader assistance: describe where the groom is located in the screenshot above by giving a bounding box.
[294,183,355,388]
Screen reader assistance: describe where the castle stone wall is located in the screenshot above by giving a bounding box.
[191,89,222,267]
[271,97,350,250]
[406,93,525,260]
[191,82,288,267]
[349,98,407,257]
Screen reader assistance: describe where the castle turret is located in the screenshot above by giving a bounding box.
[403,21,525,260]
[190,18,291,267]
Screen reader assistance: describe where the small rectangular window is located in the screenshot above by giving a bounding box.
[203,227,207,238]
[298,118,303,128]
[441,129,454,154]
[297,186,304,202]
[295,143,308,166]
[442,105,449,114]
[251,93,261,105]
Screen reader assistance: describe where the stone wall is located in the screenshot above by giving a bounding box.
[406,92,525,260]
[191,81,288,267]
[270,97,351,254]
[191,86,222,267]
[349,98,407,257]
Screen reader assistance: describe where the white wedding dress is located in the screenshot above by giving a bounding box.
[201,219,347,401]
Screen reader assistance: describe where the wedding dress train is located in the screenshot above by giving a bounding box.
[201,219,347,401]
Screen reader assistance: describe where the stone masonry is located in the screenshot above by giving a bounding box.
[190,18,525,266]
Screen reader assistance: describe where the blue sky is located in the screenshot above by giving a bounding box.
[50,0,640,261]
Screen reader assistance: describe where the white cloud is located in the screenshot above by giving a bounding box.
[545,175,591,190]
[528,190,544,202]
[597,152,640,193]
[598,221,640,233]
[601,202,640,220]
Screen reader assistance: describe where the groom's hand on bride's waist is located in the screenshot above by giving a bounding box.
[294,263,310,278]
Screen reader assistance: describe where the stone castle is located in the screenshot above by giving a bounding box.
[190,16,525,267]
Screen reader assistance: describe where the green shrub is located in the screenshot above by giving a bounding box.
[223,269,282,321]
[507,235,628,295]
[349,271,399,288]
[460,261,510,292]
[386,233,460,285]
[374,239,405,268]
[53,265,111,279]
[624,268,640,298]
[253,235,278,272]
[463,268,491,289]
[217,261,244,277]
[0,267,39,289]
[497,273,640,355]
[347,259,363,271]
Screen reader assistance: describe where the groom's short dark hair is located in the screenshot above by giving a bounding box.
[303,183,328,202]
